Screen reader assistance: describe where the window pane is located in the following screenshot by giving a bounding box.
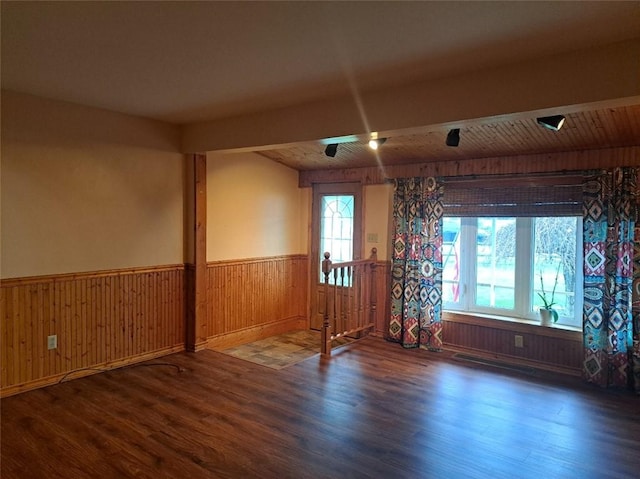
[442,217,461,303]
[532,217,578,321]
[320,195,354,283]
[475,218,515,309]
[444,214,581,327]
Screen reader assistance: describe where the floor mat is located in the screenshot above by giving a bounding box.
[219,330,353,370]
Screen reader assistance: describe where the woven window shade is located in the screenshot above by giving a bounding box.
[442,175,583,217]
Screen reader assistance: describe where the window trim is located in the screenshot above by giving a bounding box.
[309,182,363,330]
[443,311,582,336]
[442,216,583,328]
[310,182,363,283]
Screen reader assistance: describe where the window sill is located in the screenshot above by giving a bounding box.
[443,311,582,340]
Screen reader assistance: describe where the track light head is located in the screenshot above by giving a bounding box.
[446,128,460,147]
[324,143,338,157]
[536,115,565,131]
[368,138,387,150]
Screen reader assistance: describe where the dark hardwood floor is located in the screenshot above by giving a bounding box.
[2,336,639,479]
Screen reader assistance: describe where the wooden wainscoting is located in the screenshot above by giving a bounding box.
[442,312,582,375]
[205,255,308,349]
[373,261,391,336]
[0,265,185,397]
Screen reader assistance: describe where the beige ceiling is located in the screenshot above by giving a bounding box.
[2,1,640,170]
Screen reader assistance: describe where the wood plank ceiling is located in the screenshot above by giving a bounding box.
[258,104,640,171]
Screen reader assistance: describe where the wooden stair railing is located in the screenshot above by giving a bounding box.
[321,248,378,356]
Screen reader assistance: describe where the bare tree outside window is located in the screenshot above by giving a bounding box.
[496,217,577,313]
[533,217,577,315]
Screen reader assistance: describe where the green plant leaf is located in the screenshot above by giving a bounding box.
[551,309,559,323]
[537,292,548,308]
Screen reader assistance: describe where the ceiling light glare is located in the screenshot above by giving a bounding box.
[368,138,387,150]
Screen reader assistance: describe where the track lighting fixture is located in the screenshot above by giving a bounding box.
[536,115,565,131]
[324,143,338,157]
[368,138,387,150]
[446,128,460,147]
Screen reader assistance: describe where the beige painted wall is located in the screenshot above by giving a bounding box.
[364,184,393,261]
[1,91,184,278]
[206,152,308,261]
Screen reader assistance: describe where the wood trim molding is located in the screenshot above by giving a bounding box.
[206,316,307,351]
[207,254,308,267]
[442,344,582,377]
[0,264,186,287]
[1,345,185,398]
[299,146,640,186]
[187,152,208,352]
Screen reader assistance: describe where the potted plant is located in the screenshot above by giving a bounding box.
[538,262,561,326]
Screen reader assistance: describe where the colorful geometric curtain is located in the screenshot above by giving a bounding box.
[582,167,639,389]
[388,177,444,350]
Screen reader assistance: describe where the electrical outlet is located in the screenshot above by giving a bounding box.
[514,335,524,348]
[47,335,57,350]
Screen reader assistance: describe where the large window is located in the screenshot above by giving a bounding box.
[442,216,582,327]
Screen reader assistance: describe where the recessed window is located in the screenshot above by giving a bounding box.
[442,216,582,327]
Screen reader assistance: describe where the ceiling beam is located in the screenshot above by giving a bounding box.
[182,39,640,154]
[298,146,640,187]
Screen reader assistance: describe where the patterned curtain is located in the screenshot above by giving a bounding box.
[388,177,444,350]
[583,167,639,389]
[634,217,640,394]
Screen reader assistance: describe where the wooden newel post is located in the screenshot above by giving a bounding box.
[369,248,378,333]
[321,252,332,356]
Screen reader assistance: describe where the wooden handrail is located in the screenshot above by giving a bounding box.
[321,248,378,356]
[322,256,375,271]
